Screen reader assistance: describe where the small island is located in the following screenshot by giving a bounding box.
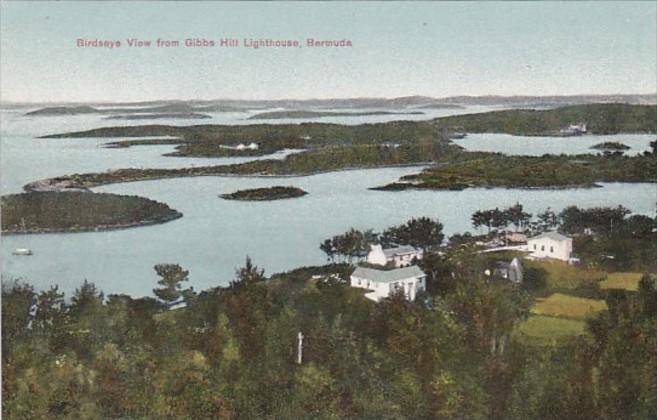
[590,141,631,151]
[220,186,308,201]
[1,191,182,234]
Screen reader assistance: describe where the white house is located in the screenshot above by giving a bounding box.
[350,265,426,302]
[234,142,259,151]
[526,231,572,261]
[366,244,424,268]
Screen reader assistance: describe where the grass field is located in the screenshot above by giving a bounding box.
[525,259,606,290]
[531,293,608,320]
[599,272,644,291]
[514,315,587,345]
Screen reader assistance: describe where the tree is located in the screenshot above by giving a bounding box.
[471,209,507,234]
[34,285,65,332]
[320,229,377,263]
[70,279,104,317]
[230,256,265,289]
[381,217,444,252]
[319,239,336,262]
[490,208,508,231]
[559,205,631,236]
[471,210,489,233]
[1,281,35,355]
[153,264,190,304]
[504,203,532,232]
[537,207,559,232]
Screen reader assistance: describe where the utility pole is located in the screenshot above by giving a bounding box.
[297,331,304,365]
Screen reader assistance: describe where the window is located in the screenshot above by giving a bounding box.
[541,245,545,251]
[550,246,554,253]
[533,244,537,250]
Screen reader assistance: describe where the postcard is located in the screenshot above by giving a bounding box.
[1,1,656,418]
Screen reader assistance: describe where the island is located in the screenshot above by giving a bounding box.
[27,104,657,190]
[371,154,657,191]
[1,191,182,234]
[247,110,424,120]
[104,113,212,120]
[220,186,308,201]
[25,105,101,116]
[590,141,631,151]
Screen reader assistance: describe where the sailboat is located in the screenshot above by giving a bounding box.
[12,218,33,256]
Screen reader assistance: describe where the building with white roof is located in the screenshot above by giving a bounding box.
[366,244,423,267]
[527,231,573,261]
[350,265,426,302]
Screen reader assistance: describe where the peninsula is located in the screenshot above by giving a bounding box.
[1,192,182,234]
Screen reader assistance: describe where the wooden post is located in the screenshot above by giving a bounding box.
[297,331,304,365]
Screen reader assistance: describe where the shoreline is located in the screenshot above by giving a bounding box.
[23,162,437,191]
[1,211,183,235]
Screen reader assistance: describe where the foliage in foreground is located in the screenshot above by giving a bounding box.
[2,257,656,419]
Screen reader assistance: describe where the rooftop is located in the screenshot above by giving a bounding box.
[352,265,425,283]
[382,245,421,257]
[530,231,570,242]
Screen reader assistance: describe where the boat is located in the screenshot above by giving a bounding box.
[12,218,33,256]
[13,248,33,256]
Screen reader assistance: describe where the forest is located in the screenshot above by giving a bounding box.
[2,206,656,419]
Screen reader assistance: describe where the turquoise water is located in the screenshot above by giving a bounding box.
[454,133,655,156]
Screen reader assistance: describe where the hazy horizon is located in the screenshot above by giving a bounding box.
[2,92,657,107]
[1,2,655,103]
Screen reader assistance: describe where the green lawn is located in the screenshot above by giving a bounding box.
[514,315,587,346]
[531,293,607,320]
[525,259,606,290]
[599,272,644,291]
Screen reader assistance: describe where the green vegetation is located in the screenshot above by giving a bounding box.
[26,104,656,191]
[24,142,454,190]
[220,186,308,201]
[513,315,587,344]
[102,138,183,149]
[375,154,657,190]
[25,106,100,116]
[531,293,607,320]
[432,103,657,135]
[2,207,657,418]
[319,218,444,263]
[1,192,182,234]
[599,272,645,291]
[104,113,212,120]
[524,260,606,291]
[248,110,423,119]
[40,119,446,157]
[590,141,631,150]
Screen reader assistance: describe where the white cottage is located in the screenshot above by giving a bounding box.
[366,244,424,268]
[350,265,426,302]
[527,231,572,261]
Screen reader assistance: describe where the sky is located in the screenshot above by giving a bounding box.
[1,1,655,102]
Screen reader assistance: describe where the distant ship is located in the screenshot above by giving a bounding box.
[560,122,587,136]
[12,219,33,256]
[13,248,33,256]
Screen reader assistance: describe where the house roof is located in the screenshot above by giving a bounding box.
[529,231,570,242]
[352,265,425,283]
[382,245,421,257]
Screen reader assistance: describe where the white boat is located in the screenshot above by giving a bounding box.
[13,248,33,256]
